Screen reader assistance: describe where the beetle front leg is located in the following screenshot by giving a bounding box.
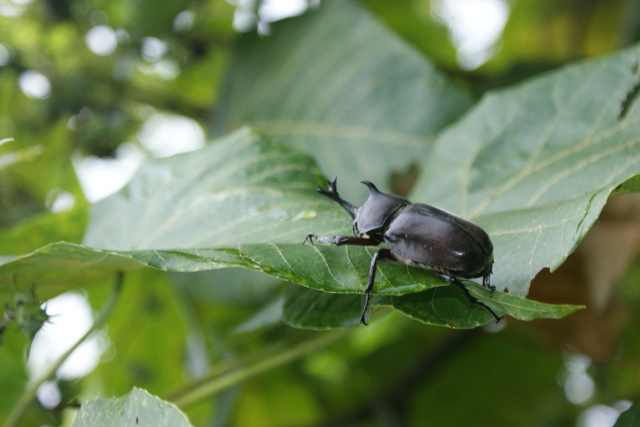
[360,248,396,325]
[303,233,386,325]
[303,233,377,246]
[447,276,501,322]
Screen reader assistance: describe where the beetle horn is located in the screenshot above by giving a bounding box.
[317,177,359,220]
[361,181,379,192]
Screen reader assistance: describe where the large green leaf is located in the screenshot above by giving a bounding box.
[412,45,640,296]
[212,0,471,199]
[0,128,577,328]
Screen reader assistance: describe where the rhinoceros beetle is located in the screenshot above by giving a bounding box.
[304,178,500,325]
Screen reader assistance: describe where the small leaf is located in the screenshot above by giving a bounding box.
[466,283,584,321]
[72,387,193,427]
[384,283,584,329]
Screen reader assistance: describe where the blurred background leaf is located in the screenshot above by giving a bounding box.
[212,0,472,200]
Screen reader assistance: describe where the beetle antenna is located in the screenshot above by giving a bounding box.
[318,177,359,220]
[360,181,378,191]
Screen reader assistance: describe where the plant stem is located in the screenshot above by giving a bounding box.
[167,337,293,402]
[3,272,124,427]
[172,328,351,409]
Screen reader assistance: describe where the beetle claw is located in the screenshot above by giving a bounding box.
[302,233,317,245]
[317,177,359,220]
[326,177,338,193]
[482,265,495,294]
[359,309,369,326]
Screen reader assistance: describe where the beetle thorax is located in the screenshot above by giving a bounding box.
[355,182,410,235]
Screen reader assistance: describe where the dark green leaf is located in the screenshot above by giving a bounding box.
[282,285,362,329]
[0,242,442,302]
[283,281,584,330]
[614,404,639,427]
[384,282,584,329]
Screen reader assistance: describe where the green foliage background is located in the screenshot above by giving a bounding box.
[1,0,640,426]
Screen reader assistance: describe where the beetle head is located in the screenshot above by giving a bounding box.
[356,181,410,235]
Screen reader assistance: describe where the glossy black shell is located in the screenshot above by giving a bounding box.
[383,203,493,279]
[356,181,409,235]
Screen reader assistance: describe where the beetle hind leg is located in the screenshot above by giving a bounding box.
[444,276,501,323]
[482,273,495,294]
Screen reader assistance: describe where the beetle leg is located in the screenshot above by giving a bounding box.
[482,263,495,294]
[303,233,386,324]
[318,178,360,220]
[303,233,379,246]
[447,276,501,323]
[360,248,395,325]
[482,273,495,293]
